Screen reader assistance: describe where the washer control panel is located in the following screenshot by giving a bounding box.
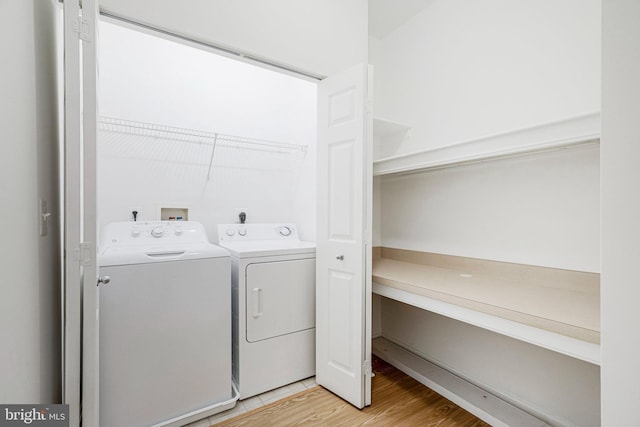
[150,227,165,238]
[100,221,209,251]
[217,223,299,242]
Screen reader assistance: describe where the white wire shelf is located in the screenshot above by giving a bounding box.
[98,116,308,154]
[98,116,308,181]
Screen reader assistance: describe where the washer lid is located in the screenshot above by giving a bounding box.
[100,243,229,266]
[99,221,229,265]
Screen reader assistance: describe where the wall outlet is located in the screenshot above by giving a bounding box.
[234,207,248,223]
[128,207,142,222]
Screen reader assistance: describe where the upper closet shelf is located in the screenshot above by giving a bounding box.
[373,117,412,137]
[373,117,412,161]
[373,112,600,176]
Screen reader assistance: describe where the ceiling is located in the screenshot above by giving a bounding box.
[369,0,435,39]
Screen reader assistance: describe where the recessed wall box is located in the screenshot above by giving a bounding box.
[160,207,189,221]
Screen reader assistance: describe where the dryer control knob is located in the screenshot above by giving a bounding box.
[151,227,164,238]
[225,228,235,237]
[238,228,247,236]
[131,230,141,238]
[279,226,292,236]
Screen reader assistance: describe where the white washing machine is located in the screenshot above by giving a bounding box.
[99,221,234,427]
[217,223,316,399]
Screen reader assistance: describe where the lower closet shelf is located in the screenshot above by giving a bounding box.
[372,337,551,427]
[372,248,600,365]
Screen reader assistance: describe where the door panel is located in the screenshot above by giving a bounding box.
[328,140,355,240]
[327,270,356,374]
[63,0,99,424]
[316,63,371,409]
[329,88,357,126]
[246,259,316,342]
[81,0,100,425]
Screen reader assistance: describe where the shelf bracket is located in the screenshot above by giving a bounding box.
[206,133,218,181]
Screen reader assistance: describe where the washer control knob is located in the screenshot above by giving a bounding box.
[279,226,292,236]
[151,227,164,238]
[225,227,235,237]
[174,229,183,236]
[131,230,141,238]
[238,228,247,236]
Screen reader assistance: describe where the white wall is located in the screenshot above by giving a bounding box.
[372,0,601,156]
[371,1,601,425]
[99,0,368,78]
[380,145,600,272]
[601,1,640,425]
[34,0,62,405]
[0,0,61,403]
[98,21,317,242]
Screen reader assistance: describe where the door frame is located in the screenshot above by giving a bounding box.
[62,0,82,424]
[63,7,371,422]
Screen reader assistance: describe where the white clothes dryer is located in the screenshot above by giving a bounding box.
[99,221,234,427]
[217,223,316,399]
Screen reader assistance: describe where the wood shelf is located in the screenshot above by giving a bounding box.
[373,112,600,176]
[372,248,601,365]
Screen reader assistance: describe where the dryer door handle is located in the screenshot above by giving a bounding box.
[252,288,263,318]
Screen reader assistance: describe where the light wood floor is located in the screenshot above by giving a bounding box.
[213,357,490,426]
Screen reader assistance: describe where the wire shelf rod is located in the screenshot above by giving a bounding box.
[101,128,295,155]
[98,116,308,153]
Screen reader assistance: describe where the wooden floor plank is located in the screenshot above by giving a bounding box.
[213,357,490,426]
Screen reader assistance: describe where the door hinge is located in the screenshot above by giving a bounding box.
[39,199,51,237]
[72,16,92,42]
[363,359,372,376]
[79,242,96,267]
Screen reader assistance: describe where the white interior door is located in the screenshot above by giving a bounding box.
[63,0,99,425]
[316,63,372,408]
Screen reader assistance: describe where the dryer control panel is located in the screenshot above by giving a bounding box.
[217,223,299,242]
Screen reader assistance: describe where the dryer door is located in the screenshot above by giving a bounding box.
[246,258,316,342]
